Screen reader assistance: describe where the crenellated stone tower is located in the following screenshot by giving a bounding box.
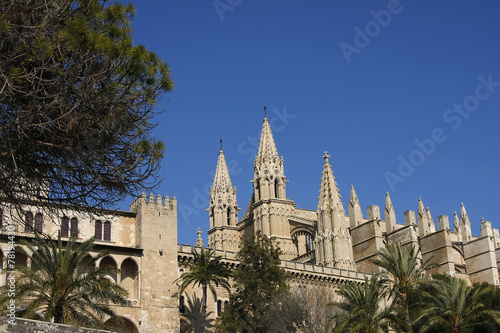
[207,148,240,252]
[315,152,355,270]
[130,192,179,333]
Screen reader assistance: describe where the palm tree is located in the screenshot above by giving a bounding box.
[326,275,405,333]
[176,247,232,332]
[371,242,435,330]
[180,293,215,333]
[415,277,500,333]
[0,233,128,328]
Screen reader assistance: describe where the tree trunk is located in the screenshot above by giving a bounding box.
[202,283,207,333]
[54,304,64,324]
[403,295,413,333]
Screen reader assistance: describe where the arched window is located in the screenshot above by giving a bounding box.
[25,212,33,233]
[217,300,222,317]
[61,217,69,237]
[227,208,231,226]
[255,179,260,201]
[34,213,43,233]
[274,179,280,198]
[70,217,78,237]
[95,220,102,240]
[103,221,111,241]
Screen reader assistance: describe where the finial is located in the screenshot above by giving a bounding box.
[481,217,485,223]
[263,102,267,118]
[196,228,203,247]
[351,185,354,189]
[386,191,389,196]
[219,136,223,151]
[323,151,330,161]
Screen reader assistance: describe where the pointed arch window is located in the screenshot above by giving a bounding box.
[25,212,33,233]
[103,221,111,241]
[70,217,78,237]
[217,300,222,317]
[61,216,69,237]
[255,179,260,201]
[34,213,43,233]
[95,220,102,240]
[274,179,280,199]
[227,208,231,226]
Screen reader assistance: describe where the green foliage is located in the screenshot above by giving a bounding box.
[471,281,500,332]
[0,234,128,328]
[371,242,435,330]
[176,247,231,332]
[218,231,289,333]
[414,276,500,333]
[0,0,173,209]
[326,274,407,333]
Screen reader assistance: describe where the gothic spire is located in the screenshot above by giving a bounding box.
[460,202,472,242]
[212,149,233,192]
[252,116,286,200]
[255,117,279,165]
[385,192,396,233]
[208,148,239,234]
[318,152,344,213]
[417,197,432,236]
[348,185,363,227]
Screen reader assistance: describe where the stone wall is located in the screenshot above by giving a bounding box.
[0,317,110,333]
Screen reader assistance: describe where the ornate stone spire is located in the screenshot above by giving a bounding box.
[348,185,363,227]
[208,148,240,252]
[255,117,279,163]
[426,207,436,233]
[315,152,354,270]
[385,192,396,233]
[213,149,233,192]
[253,117,287,201]
[318,152,344,213]
[417,197,434,236]
[208,149,239,229]
[460,202,472,242]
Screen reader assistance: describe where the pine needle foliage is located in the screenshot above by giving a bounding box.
[0,0,173,210]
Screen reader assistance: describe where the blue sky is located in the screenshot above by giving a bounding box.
[121,0,500,246]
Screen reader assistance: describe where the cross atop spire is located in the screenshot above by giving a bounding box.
[219,136,223,151]
[263,103,267,118]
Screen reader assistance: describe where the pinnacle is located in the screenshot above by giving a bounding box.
[212,149,233,191]
[255,117,279,164]
[318,153,344,212]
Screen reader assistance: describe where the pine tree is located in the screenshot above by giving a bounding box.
[0,0,173,210]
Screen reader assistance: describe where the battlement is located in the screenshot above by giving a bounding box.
[130,192,177,212]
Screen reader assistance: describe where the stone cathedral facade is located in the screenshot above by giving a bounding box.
[0,116,499,332]
[207,116,500,285]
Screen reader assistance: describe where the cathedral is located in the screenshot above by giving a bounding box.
[207,115,500,285]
